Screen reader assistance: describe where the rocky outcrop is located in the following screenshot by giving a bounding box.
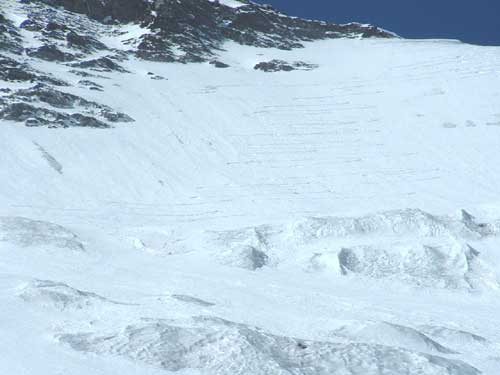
[66,31,107,52]
[254,60,318,72]
[209,60,230,68]
[70,57,128,72]
[26,44,76,62]
[1,0,395,128]
[0,84,133,128]
[0,54,68,85]
[134,0,394,63]
[0,12,23,53]
[28,0,394,64]
[35,0,148,23]
[0,103,111,128]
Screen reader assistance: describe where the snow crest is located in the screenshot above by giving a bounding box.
[18,279,128,310]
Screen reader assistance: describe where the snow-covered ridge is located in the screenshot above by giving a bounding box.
[0,0,393,128]
[206,209,500,290]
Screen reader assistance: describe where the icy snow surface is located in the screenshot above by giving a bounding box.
[2,1,500,374]
[208,0,246,8]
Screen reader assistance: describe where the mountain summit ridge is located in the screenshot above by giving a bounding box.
[28,0,395,62]
[0,0,394,127]
[27,0,394,62]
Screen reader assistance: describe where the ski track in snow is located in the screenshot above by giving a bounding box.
[2,0,500,374]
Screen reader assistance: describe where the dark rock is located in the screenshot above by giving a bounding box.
[20,19,43,32]
[25,117,43,127]
[338,248,361,275]
[231,10,274,33]
[0,54,68,85]
[0,12,23,53]
[292,61,319,70]
[0,102,111,128]
[1,84,133,125]
[135,34,176,62]
[3,68,36,81]
[146,72,165,80]
[46,22,66,31]
[78,80,104,91]
[134,0,226,62]
[210,60,230,68]
[101,110,134,123]
[0,60,36,82]
[69,70,108,79]
[26,44,76,62]
[38,19,69,40]
[0,102,59,123]
[14,84,92,109]
[36,0,148,22]
[63,113,110,128]
[132,0,393,63]
[297,342,308,350]
[254,60,318,72]
[70,56,128,72]
[42,76,69,86]
[16,0,395,66]
[255,61,294,72]
[2,103,44,121]
[66,31,107,52]
[240,246,269,270]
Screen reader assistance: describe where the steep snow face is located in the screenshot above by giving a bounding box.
[2,0,500,374]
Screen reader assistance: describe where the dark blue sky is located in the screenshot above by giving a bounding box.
[253,0,500,46]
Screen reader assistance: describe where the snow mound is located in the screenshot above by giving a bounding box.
[210,225,277,270]
[208,0,245,8]
[420,325,491,353]
[210,209,492,262]
[0,217,84,251]
[217,245,270,270]
[290,209,486,243]
[209,209,498,290]
[337,242,499,290]
[331,321,455,355]
[18,280,127,310]
[127,228,190,256]
[58,316,479,375]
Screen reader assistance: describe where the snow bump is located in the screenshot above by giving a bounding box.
[0,216,84,251]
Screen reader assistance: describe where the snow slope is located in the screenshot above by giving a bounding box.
[2,0,500,374]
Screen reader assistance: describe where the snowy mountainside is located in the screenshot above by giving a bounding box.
[2,0,500,374]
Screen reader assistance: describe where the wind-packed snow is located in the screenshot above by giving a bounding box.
[208,0,246,8]
[2,0,500,373]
